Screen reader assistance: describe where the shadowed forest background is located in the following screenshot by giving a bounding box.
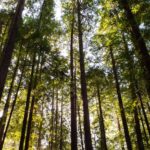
[0,0,150,149]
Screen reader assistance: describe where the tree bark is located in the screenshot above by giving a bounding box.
[138,106,149,146]
[19,52,36,150]
[24,54,40,150]
[110,47,132,150]
[0,54,27,150]
[77,0,93,149]
[96,86,107,150]
[0,0,25,100]
[0,48,21,143]
[70,1,77,149]
[136,88,150,136]
[122,33,144,150]
[59,91,64,150]
[120,0,150,75]
[78,105,84,150]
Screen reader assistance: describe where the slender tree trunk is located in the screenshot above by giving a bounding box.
[138,106,149,146]
[116,116,125,150]
[0,55,27,150]
[37,105,43,150]
[0,0,25,101]
[59,90,64,150]
[136,88,150,136]
[122,33,144,149]
[78,105,84,150]
[24,54,40,150]
[70,1,77,149]
[96,86,107,150]
[54,89,59,149]
[19,52,36,150]
[0,18,10,55]
[0,48,21,143]
[110,47,132,150]
[77,0,93,149]
[120,0,150,75]
[133,106,144,150]
[50,81,55,150]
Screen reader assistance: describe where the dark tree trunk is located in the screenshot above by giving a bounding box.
[50,81,55,150]
[136,88,150,136]
[24,96,35,150]
[120,0,150,75]
[70,2,77,149]
[138,106,149,146]
[0,48,21,143]
[110,47,132,150]
[54,90,59,149]
[77,0,93,149]
[0,18,10,55]
[19,52,36,150]
[0,55,27,150]
[37,102,44,150]
[24,54,40,150]
[0,0,25,100]
[59,91,64,150]
[78,105,84,150]
[133,107,144,150]
[122,33,144,150]
[116,116,125,150]
[96,86,107,150]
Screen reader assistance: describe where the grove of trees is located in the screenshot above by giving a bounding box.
[0,0,150,149]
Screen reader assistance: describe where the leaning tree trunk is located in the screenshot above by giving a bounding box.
[96,85,107,150]
[0,0,26,101]
[77,0,93,149]
[19,52,36,150]
[110,47,132,150]
[24,54,40,150]
[138,106,149,146]
[0,54,27,150]
[0,48,21,144]
[122,33,144,150]
[136,86,150,136]
[120,0,150,75]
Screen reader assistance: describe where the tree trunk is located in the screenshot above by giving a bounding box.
[133,107,144,150]
[138,106,149,146]
[116,116,125,150]
[120,0,150,75]
[78,105,84,150]
[0,53,27,150]
[59,90,64,150]
[122,32,144,149]
[96,86,107,150]
[24,54,40,150]
[0,0,25,100]
[70,1,77,149]
[50,81,55,150]
[19,52,36,150]
[110,47,132,150]
[77,0,93,149]
[136,88,150,136]
[54,89,59,149]
[0,48,21,143]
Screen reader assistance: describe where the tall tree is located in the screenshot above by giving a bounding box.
[110,47,132,150]
[77,0,93,149]
[0,0,26,100]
